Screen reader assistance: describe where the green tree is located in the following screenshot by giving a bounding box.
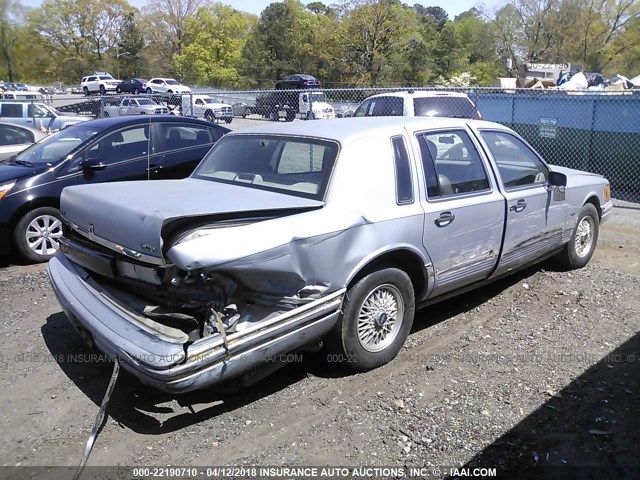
[174,4,256,87]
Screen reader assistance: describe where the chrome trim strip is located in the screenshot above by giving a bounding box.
[64,216,166,266]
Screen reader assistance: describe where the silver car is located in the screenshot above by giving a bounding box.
[0,122,48,161]
[49,117,612,393]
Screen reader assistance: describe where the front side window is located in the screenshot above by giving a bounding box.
[87,126,150,164]
[417,130,490,198]
[193,135,339,199]
[480,131,548,188]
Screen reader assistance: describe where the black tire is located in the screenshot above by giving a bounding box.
[83,87,89,96]
[326,268,415,371]
[116,87,122,94]
[103,111,109,117]
[133,88,139,95]
[306,111,312,120]
[204,111,214,122]
[224,117,232,124]
[13,207,64,263]
[146,87,152,94]
[167,89,173,94]
[286,112,295,122]
[556,203,600,269]
[99,85,106,95]
[268,111,278,121]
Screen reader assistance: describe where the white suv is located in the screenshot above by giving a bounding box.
[146,78,192,94]
[80,72,121,95]
[353,90,481,119]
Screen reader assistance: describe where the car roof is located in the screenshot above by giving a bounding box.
[0,120,44,134]
[73,115,228,129]
[227,117,507,143]
[365,90,471,99]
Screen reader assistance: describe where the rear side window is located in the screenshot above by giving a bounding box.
[417,130,490,198]
[391,136,413,204]
[354,96,404,117]
[0,104,23,117]
[413,97,479,119]
[156,123,222,153]
[0,124,33,145]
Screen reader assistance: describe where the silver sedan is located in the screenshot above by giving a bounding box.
[0,121,48,161]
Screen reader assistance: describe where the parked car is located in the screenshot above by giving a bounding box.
[146,78,191,94]
[0,101,90,131]
[48,116,612,393]
[103,97,169,116]
[275,73,321,89]
[38,86,55,95]
[6,83,29,92]
[0,122,48,161]
[232,102,253,118]
[116,78,148,95]
[0,115,229,262]
[253,91,335,121]
[353,90,481,119]
[71,86,83,95]
[182,95,232,123]
[81,72,121,95]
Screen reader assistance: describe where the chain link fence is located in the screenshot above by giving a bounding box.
[12,86,640,201]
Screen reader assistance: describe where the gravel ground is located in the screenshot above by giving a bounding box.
[0,201,638,478]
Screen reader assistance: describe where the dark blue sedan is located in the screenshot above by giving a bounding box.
[116,78,148,95]
[0,115,229,262]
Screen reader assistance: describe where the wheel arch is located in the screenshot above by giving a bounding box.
[345,247,430,301]
[10,196,61,230]
[583,194,602,220]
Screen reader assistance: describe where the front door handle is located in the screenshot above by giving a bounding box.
[146,164,163,173]
[435,211,455,227]
[510,199,527,212]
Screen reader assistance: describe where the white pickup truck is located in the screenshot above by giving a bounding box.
[181,95,233,123]
[102,97,170,117]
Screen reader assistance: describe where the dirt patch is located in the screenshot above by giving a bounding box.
[0,203,638,475]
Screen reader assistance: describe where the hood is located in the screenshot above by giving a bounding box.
[311,101,333,111]
[60,178,324,261]
[0,161,49,183]
[550,165,603,178]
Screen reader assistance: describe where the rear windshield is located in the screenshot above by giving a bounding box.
[193,135,339,200]
[414,97,479,119]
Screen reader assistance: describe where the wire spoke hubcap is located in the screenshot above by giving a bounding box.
[26,214,62,257]
[574,216,595,258]
[357,284,404,353]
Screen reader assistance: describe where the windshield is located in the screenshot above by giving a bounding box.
[137,98,156,105]
[166,79,180,85]
[14,125,100,165]
[193,135,339,200]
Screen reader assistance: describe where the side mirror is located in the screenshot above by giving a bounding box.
[548,171,567,187]
[81,158,108,171]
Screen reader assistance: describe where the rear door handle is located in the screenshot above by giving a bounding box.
[435,211,455,227]
[510,199,527,212]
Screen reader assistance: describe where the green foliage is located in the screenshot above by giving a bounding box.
[5,0,639,87]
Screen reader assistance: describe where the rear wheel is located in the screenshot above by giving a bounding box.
[556,203,599,269]
[224,117,232,124]
[325,268,415,371]
[116,87,122,94]
[268,110,278,121]
[83,87,89,96]
[146,87,152,94]
[133,88,139,94]
[167,89,173,94]
[13,207,64,263]
[99,85,106,95]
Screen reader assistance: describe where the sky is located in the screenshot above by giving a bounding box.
[20,0,505,19]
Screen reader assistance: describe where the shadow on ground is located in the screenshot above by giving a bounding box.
[463,333,640,479]
[41,263,545,435]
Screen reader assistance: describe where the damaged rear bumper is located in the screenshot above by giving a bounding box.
[48,254,344,393]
